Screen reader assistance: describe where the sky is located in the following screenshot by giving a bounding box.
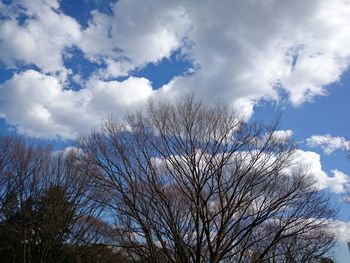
[0,0,350,261]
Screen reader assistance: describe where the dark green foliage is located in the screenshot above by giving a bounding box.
[0,186,130,263]
[0,137,132,263]
[0,186,74,262]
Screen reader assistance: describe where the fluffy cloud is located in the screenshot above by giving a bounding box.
[0,71,348,195]
[78,1,191,78]
[78,0,350,118]
[1,0,350,137]
[330,220,350,242]
[307,134,350,155]
[271,130,294,140]
[0,0,81,76]
[292,150,349,193]
[0,70,153,138]
[159,0,350,108]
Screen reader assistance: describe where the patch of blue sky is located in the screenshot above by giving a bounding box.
[63,46,100,90]
[328,187,349,222]
[59,0,117,29]
[253,69,350,223]
[0,61,42,84]
[0,0,12,4]
[0,119,16,137]
[0,121,50,147]
[253,71,350,144]
[131,50,193,89]
[0,63,14,83]
[43,137,75,151]
[0,119,74,150]
[63,47,98,79]
[334,243,350,263]
[0,2,31,23]
[15,10,34,26]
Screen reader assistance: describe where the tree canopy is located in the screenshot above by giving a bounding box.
[0,97,337,263]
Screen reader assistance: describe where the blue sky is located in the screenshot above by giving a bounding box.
[0,0,350,261]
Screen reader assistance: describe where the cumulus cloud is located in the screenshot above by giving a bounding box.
[157,147,349,195]
[330,220,350,242]
[0,0,81,76]
[78,1,191,78]
[1,0,350,137]
[159,0,350,108]
[307,134,350,155]
[271,130,294,140]
[0,70,153,138]
[291,150,349,193]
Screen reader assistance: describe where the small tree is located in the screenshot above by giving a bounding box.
[80,96,335,263]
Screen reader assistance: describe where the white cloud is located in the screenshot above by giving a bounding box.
[232,98,255,121]
[307,134,350,155]
[1,69,346,195]
[271,130,294,140]
[85,76,154,115]
[330,220,350,242]
[160,0,350,108]
[291,150,349,193]
[78,1,191,78]
[1,0,350,137]
[0,70,154,138]
[75,0,350,114]
[0,0,81,76]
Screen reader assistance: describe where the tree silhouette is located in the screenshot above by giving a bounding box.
[79,96,336,263]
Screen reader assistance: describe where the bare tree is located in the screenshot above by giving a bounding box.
[79,96,336,263]
[0,137,107,263]
[260,226,334,262]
